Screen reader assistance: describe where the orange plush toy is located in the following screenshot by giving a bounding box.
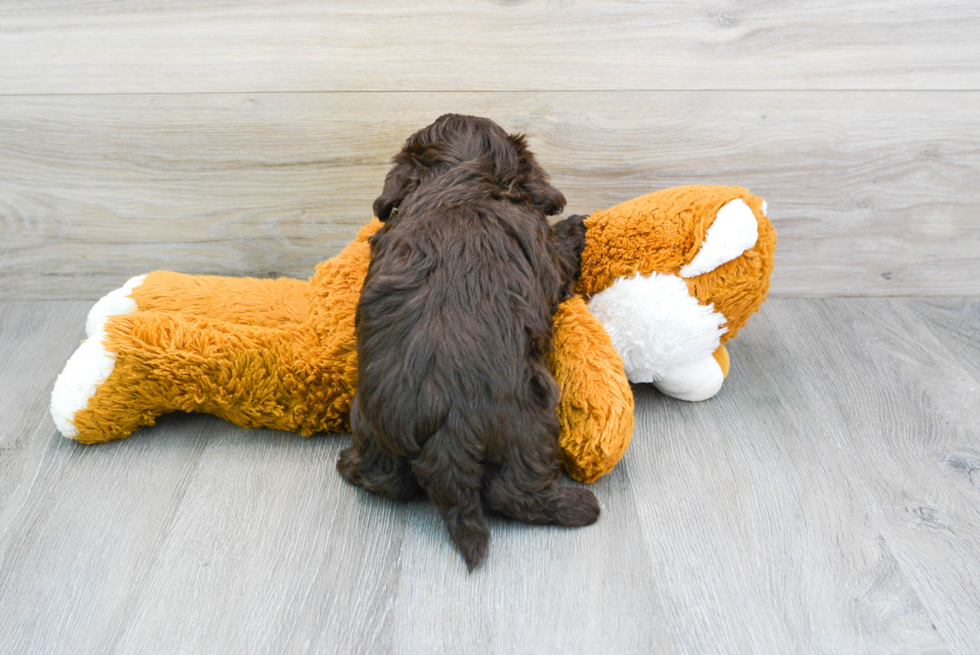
[51,185,775,483]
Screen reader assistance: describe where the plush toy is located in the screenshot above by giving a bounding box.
[51,185,775,482]
[553,185,775,480]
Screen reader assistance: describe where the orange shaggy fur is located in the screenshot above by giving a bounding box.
[64,186,774,483]
[555,185,775,480]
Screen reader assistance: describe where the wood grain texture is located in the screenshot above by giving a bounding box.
[3,91,979,300]
[901,298,980,384]
[752,298,980,655]
[2,298,979,653]
[1,0,979,94]
[0,301,91,540]
[625,307,958,654]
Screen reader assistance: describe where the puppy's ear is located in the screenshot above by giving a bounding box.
[373,162,418,222]
[553,214,588,295]
[374,135,449,221]
[509,133,566,217]
[525,176,566,217]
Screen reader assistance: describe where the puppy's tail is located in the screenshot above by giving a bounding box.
[411,425,490,572]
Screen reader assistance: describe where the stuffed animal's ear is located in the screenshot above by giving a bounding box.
[553,214,588,295]
[509,134,566,216]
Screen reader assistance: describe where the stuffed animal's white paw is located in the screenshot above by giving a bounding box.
[85,274,146,337]
[651,356,725,402]
[50,335,117,439]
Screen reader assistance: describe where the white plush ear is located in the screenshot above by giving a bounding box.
[587,272,728,383]
[679,198,759,278]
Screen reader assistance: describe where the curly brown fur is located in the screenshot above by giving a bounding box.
[338,115,600,571]
[552,214,588,296]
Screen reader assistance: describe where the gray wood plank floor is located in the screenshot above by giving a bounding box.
[2,297,978,654]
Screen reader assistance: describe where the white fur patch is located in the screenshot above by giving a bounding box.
[679,198,759,278]
[652,356,725,402]
[51,274,145,439]
[50,335,117,439]
[761,200,768,217]
[587,272,728,383]
[85,274,146,337]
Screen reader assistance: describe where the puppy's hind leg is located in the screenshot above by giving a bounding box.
[484,434,601,528]
[338,400,420,502]
[411,423,490,572]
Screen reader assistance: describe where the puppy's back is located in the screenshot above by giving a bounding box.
[343,114,599,571]
[356,190,558,441]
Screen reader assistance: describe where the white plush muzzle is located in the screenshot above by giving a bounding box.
[587,272,728,384]
[585,196,765,401]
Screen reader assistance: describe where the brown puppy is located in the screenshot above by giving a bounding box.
[337,114,600,570]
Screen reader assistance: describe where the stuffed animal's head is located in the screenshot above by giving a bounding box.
[560,185,776,386]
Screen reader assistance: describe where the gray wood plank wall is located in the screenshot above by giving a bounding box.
[1,1,978,299]
[2,1,979,92]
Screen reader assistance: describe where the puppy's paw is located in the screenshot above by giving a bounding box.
[550,487,601,527]
[336,447,362,485]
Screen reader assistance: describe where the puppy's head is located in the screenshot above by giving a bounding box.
[373,114,565,220]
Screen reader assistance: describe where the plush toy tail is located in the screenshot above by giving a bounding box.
[53,309,359,444]
[51,221,382,443]
[53,271,316,441]
[129,271,311,326]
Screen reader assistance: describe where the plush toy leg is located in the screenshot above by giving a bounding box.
[550,295,635,483]
[651,344,729,402]
[86,272,311,338]
[53,310,355,443]
[712,343,730,377]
